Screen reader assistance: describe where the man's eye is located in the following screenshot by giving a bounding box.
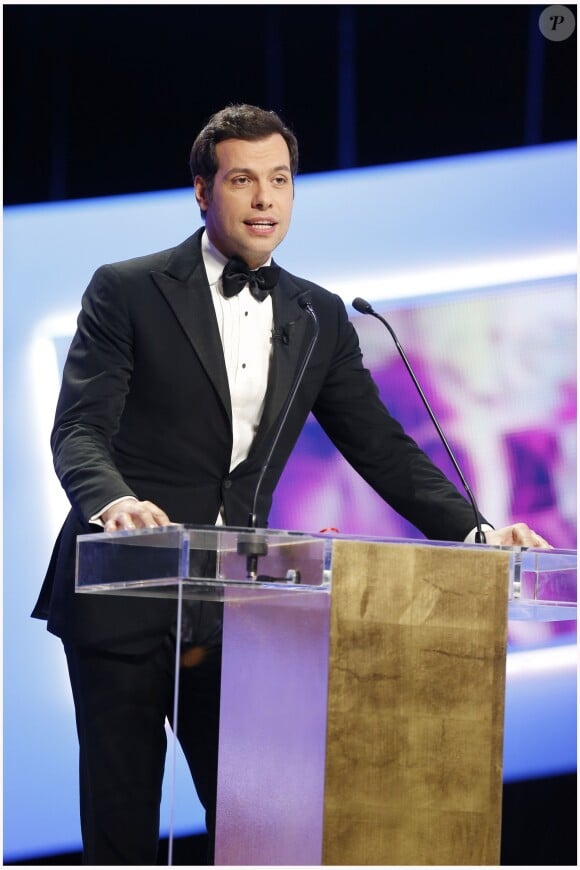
[232,176,250,185]
[273,176,288,185]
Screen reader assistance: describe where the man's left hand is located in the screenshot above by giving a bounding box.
[485,522,552,548]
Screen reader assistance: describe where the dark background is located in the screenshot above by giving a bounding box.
[4,3,576,205]
[3,3,577,866]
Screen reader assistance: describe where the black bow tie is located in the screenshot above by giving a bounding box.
[221,257,280,302]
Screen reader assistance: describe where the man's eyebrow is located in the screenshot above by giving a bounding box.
[224,164,292,178]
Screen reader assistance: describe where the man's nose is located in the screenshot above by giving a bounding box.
[252,183,272,209]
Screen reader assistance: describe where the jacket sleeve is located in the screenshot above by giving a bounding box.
[310,294,487,542]
[51,264,138,522]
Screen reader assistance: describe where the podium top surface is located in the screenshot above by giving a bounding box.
[75,525,577,621]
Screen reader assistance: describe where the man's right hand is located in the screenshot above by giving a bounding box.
[101,499,171,532]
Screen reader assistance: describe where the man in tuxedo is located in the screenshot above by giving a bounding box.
[33,104,550,864]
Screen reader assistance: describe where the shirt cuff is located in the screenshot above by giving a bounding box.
[89,496,138,527]
[464,524,494,544]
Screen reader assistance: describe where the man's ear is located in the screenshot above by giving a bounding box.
[194,175,210,212]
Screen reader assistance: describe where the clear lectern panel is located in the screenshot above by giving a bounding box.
[76,524,333,865]
[76,524,331,599]
[510,547,577,620]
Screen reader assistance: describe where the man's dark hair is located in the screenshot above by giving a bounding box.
[190,104,299,205]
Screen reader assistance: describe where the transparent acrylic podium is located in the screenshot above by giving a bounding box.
[76,526,577,866]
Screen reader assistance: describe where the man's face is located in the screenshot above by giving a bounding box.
[194,133,294,269]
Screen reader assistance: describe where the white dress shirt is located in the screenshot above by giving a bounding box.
[201,231,274,472]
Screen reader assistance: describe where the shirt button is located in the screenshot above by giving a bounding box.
[223,479,232,489]
[242,363,246,369]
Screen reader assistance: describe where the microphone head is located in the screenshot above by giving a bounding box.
[298,292,312,310]
[352,297,374,315]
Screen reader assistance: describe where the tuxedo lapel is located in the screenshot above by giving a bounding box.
[250,269,313,453]
[151,234,314,457]
[150,231,232,424]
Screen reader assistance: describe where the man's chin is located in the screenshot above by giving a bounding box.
[238,238,282,268]
[206,226,285,267]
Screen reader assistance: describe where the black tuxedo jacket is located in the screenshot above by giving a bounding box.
[33,229,485,651]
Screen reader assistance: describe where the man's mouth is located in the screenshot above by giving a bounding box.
[244,219,276,228]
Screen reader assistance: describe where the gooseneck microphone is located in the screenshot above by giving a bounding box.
[352,297,487,544]
[238,292,320,577]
